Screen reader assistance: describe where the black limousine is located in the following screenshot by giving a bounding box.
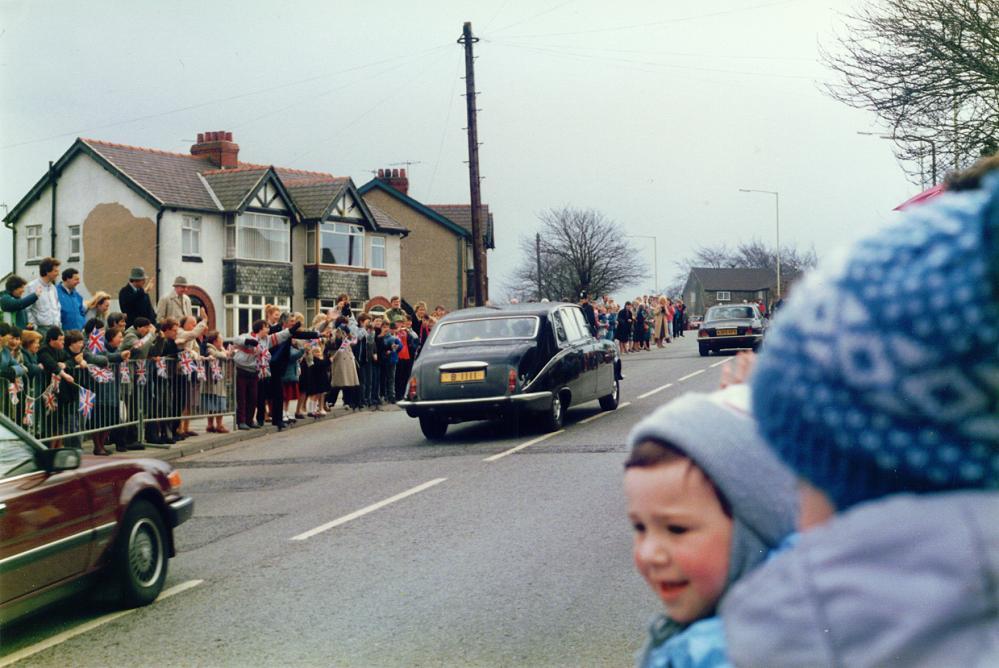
[398,302,622,439]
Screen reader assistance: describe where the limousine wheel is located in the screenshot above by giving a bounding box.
[420,415,448,440]
[699,343,710,357]
[111,499,167,607]
[598,379,620,411]
[540,392,566,432]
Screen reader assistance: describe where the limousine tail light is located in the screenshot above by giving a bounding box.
[508,368,517,394]
[698,329,709,338]
[407,377,418,400]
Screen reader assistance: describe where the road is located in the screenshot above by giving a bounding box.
[1,334,738,667]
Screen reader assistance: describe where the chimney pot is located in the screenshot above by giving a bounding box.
[392,168,399,178]
[197,133,204,143]
[401,168,407,178]
[225,131,233,141]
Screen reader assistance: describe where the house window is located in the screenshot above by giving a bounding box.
[26,224,42,260]
[319,222,364,266]
[370,236,385,270]
[68,225,81,261]
[223,294,291,338]
[716,291,731,301]
[226,212,290,262]
[182,215,202,256]
[306,225,316,264]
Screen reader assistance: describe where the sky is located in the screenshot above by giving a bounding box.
[0,0,921,301]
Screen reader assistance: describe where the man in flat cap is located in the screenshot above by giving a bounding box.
[156,275,193,322]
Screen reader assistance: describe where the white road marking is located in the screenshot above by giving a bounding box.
[484,430,564,462]
[578,401,632,424]
[291,478,448,541]
[710,358,732,368]
[677,369,705,382]
[637,383,673,399]
[0,580,204,667]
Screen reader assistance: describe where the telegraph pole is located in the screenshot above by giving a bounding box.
[459,21,487,306]
[536,232,543,301]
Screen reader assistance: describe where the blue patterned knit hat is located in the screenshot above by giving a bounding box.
[752,171,999,510]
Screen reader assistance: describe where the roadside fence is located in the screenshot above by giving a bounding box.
[1,355,236,448]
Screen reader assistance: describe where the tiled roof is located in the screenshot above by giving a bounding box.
[365,201,407,233]
[690,267,777,291]
[426,204,492,236]
[82,139,220,210]
[279,173,349,220]
[77,139,357,218]
[202,168,267,210]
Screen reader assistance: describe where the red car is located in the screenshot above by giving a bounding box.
[0,414,193,624]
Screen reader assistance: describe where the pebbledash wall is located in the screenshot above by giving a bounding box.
[10,153,402,336]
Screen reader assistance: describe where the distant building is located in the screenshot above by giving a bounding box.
[682,267,776,316]
[359,170,494,310]
[3,131,408,335]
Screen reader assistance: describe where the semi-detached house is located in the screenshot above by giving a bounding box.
[2,131,408,336]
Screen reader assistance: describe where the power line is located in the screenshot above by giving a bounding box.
[488,41,816,63]
[495,0,798,39]
[490,41,816,80]
[491,0,577,34]
[427,50,464,200]
[0,43,452,151]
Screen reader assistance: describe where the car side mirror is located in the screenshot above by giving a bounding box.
[36,447,82,472]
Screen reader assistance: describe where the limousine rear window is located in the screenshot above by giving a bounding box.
[431,317,540,345]
[707,306,755,320]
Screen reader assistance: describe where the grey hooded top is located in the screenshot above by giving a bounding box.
[721,491,999,667]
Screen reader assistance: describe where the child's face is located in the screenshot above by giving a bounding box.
[68,339,83,354]
[25,340,40,354]
[6,336,18,351]
[624,458,733,624]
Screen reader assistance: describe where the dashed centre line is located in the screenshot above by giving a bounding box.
[710,358,733,368]
[484,430,565,462]
[0,580,205,667]
[677,369,705,382]
[637,383,673,399]
[291,478,448,540]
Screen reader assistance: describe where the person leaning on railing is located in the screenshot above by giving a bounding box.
[37,327,83,449]
[82,318,132,455]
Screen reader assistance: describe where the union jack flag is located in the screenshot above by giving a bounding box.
[87,328,106,354]
[42,389,58,412]
[196,359,207,382]
[50,374,61,394]
[79,388,95,420]
[22,397,34,427]
[179,352,196,376]
[119,363,131,384]
[8,378,22,406]
[209,358,223,382]
[88,365,114,384]
[135,364,147,385]
[155,357,169,379]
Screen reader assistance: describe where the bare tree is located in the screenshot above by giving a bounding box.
[667,239,817,297]
[821,0,999,184]
[505,207,648,302]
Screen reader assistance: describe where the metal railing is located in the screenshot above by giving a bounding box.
[2,355,236,449]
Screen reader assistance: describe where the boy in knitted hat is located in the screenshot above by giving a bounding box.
[625,384,798,667]
[721,157,999,666]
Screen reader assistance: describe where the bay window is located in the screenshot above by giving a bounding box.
[319,222,364,267]
[226,212,290,262]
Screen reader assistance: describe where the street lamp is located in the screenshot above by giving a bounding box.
[626,234,658,294]
[857,131,938,186]
[738,189,780,299]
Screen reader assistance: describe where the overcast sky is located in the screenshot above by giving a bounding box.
[0,0,920,300]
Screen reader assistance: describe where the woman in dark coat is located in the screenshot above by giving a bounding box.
[615,302,634,354]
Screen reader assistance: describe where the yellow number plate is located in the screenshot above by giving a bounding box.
[441,370,486,383]
[717,328,737,336]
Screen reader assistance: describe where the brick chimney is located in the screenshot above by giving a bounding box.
[191,130,239,169]
[377,167,409,195]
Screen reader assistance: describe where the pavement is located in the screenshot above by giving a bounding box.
[107,404,402,462]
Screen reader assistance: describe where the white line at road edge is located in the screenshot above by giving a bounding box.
[677,369,705,382]
[291,478,448,541]
[637,383,673,399]
[578,401,631,424]
[0,580,204,668]
[710,358,732,368]
[484,430,565,462]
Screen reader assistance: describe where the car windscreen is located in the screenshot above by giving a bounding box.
[431,317,540,345]
[706,306,755,321]
[0,423,37,477]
